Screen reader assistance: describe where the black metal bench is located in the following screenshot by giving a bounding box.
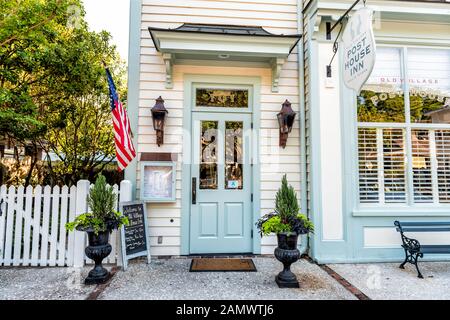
[394,221,450,278]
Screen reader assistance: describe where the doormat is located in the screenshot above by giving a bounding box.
[189,258,257,272]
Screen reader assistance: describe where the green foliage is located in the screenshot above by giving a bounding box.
[1,0,127,185]
[357,90,406,123]
[275,174,300,221]
[259,214,315,236]
[296,214,314,234]
[0,158,124,187]
[1,0,83,143]
[66,211,129,235]
[260,215,291,236]
[196,89,248,108]
[357,90,445,123]
[256,175,314,237]
[65,213,105,234]
[65,174,128,234]
[87,174,116,220]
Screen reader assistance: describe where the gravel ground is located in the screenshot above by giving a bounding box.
[0,266,93,300]
[329,262,450,300]
[98,257,356,300]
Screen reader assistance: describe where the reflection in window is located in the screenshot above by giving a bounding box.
[357,47,405,123]
[408,48,450,124]
[196,89,248,108]
[200,121,218,189]
[225,122,243,189]
[436,130,450,203]
[383,129,407,204]
[411,130,433,203]
[357,47,450,206]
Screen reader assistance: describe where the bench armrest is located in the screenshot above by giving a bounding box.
[400,234,421,252]
[395,221,421,252]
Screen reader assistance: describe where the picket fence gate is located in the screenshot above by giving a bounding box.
[0,180,132,267]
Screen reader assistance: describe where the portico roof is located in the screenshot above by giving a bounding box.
[150,23,301,39]
[148,24,301,92]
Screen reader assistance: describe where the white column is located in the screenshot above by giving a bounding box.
[73,180,90,268]
[120,180,133,202]
[318,42,344,240]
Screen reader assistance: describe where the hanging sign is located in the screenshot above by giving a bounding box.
[119,201,151,270]
[342,6,376,93]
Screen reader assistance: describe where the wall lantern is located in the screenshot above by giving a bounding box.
[277,99,296,148]
[151,96,168,147]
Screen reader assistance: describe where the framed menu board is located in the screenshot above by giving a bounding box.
[119,201,150,271]
[140,161,176,202]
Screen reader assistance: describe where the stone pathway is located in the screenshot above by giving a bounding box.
[328,261,450,300]
[97,257,355,300]
[0,267,93,300]
[2,258,450,300]
[0,257,354,300]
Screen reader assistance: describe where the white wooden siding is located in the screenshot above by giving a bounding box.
[138,0,301,255]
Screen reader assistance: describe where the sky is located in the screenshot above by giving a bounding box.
[83,0,131,61]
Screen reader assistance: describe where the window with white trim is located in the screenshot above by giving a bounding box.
[357,47,450,205]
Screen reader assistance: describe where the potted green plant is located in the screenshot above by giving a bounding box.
[256,174,314,288]
[66,174,128,285]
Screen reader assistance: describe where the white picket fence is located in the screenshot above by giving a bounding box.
[0,180,132,267]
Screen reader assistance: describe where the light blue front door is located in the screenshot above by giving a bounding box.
[190,112,253,254]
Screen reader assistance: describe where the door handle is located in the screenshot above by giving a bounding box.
[192,177,197,204]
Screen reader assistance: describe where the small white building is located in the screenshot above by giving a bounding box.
[126,0,450,262]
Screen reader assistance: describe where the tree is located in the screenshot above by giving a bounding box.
[357,89,446,123]
[1,0,77,144]
[275,174,300,223]
[0,0,126,186]
[40,28,127,185]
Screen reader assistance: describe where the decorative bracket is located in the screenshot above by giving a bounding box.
[162,53,173,89]
[271,58,286,93]
[313,15,322,36]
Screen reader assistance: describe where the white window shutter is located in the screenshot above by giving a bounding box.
[358,128,379,203]
[435,130,450,203]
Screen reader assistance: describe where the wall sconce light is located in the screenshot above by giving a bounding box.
[151,96,168,147]
[277,99,296,148]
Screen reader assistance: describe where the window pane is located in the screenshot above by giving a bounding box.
[225,122,243,189]
[383,128,407,203]
[436,130,450,203]
[358,128,379,203]
[408,48,450,124]
[411,130,433,203]
[200,121,218,189]
[142,166,174,199]
[357,47,405,123]
[196,89,249,108]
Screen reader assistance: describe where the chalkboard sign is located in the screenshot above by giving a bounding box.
[119,201,151,270]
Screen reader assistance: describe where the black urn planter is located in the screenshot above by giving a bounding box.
[80,227,112,285]
[274,232,300,288]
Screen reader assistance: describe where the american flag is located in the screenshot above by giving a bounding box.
[106,67,136,171]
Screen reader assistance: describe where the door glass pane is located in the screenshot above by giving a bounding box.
[196,89,248,108]
[225,121,243,189]
[408,48,450,124]
[357,47,405,123]
[200,121,218,189]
